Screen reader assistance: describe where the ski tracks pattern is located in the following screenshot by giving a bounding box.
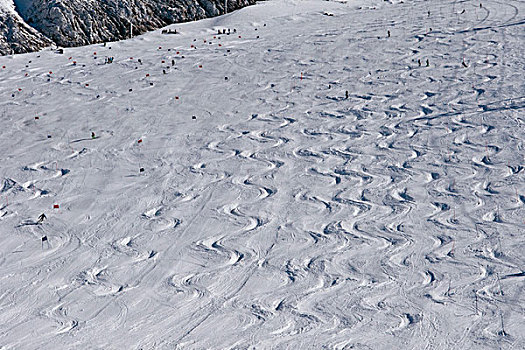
[0,0,524,348]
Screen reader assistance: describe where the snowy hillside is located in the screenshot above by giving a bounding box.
[0,0,524,348]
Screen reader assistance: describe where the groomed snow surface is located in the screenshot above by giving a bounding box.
[1,0,524,348]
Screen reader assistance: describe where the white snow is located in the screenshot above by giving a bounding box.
[0,0,15,13]
[0,0,524,348]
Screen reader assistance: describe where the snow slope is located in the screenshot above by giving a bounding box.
[0,0,524,348]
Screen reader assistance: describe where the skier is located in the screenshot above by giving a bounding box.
[91,131,96,139]
[37,213,46,224]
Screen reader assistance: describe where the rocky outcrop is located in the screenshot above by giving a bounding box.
[0,9,52,55]
[0,0,256,55]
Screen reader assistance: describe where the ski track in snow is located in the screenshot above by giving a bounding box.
[0,0,524,348]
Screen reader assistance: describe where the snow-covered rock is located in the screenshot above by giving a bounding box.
[0,0,51,55]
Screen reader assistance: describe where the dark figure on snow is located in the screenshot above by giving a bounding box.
[387,30,390,37]
[426,59,429,67]
[345,90,349,99]
[37,213,46,224]
[41,236,49,249]
[418,59,422,67]
[91,132,96,139]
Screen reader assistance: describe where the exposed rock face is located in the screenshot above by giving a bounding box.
[0,9,52,55]
[0,0,256,55]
